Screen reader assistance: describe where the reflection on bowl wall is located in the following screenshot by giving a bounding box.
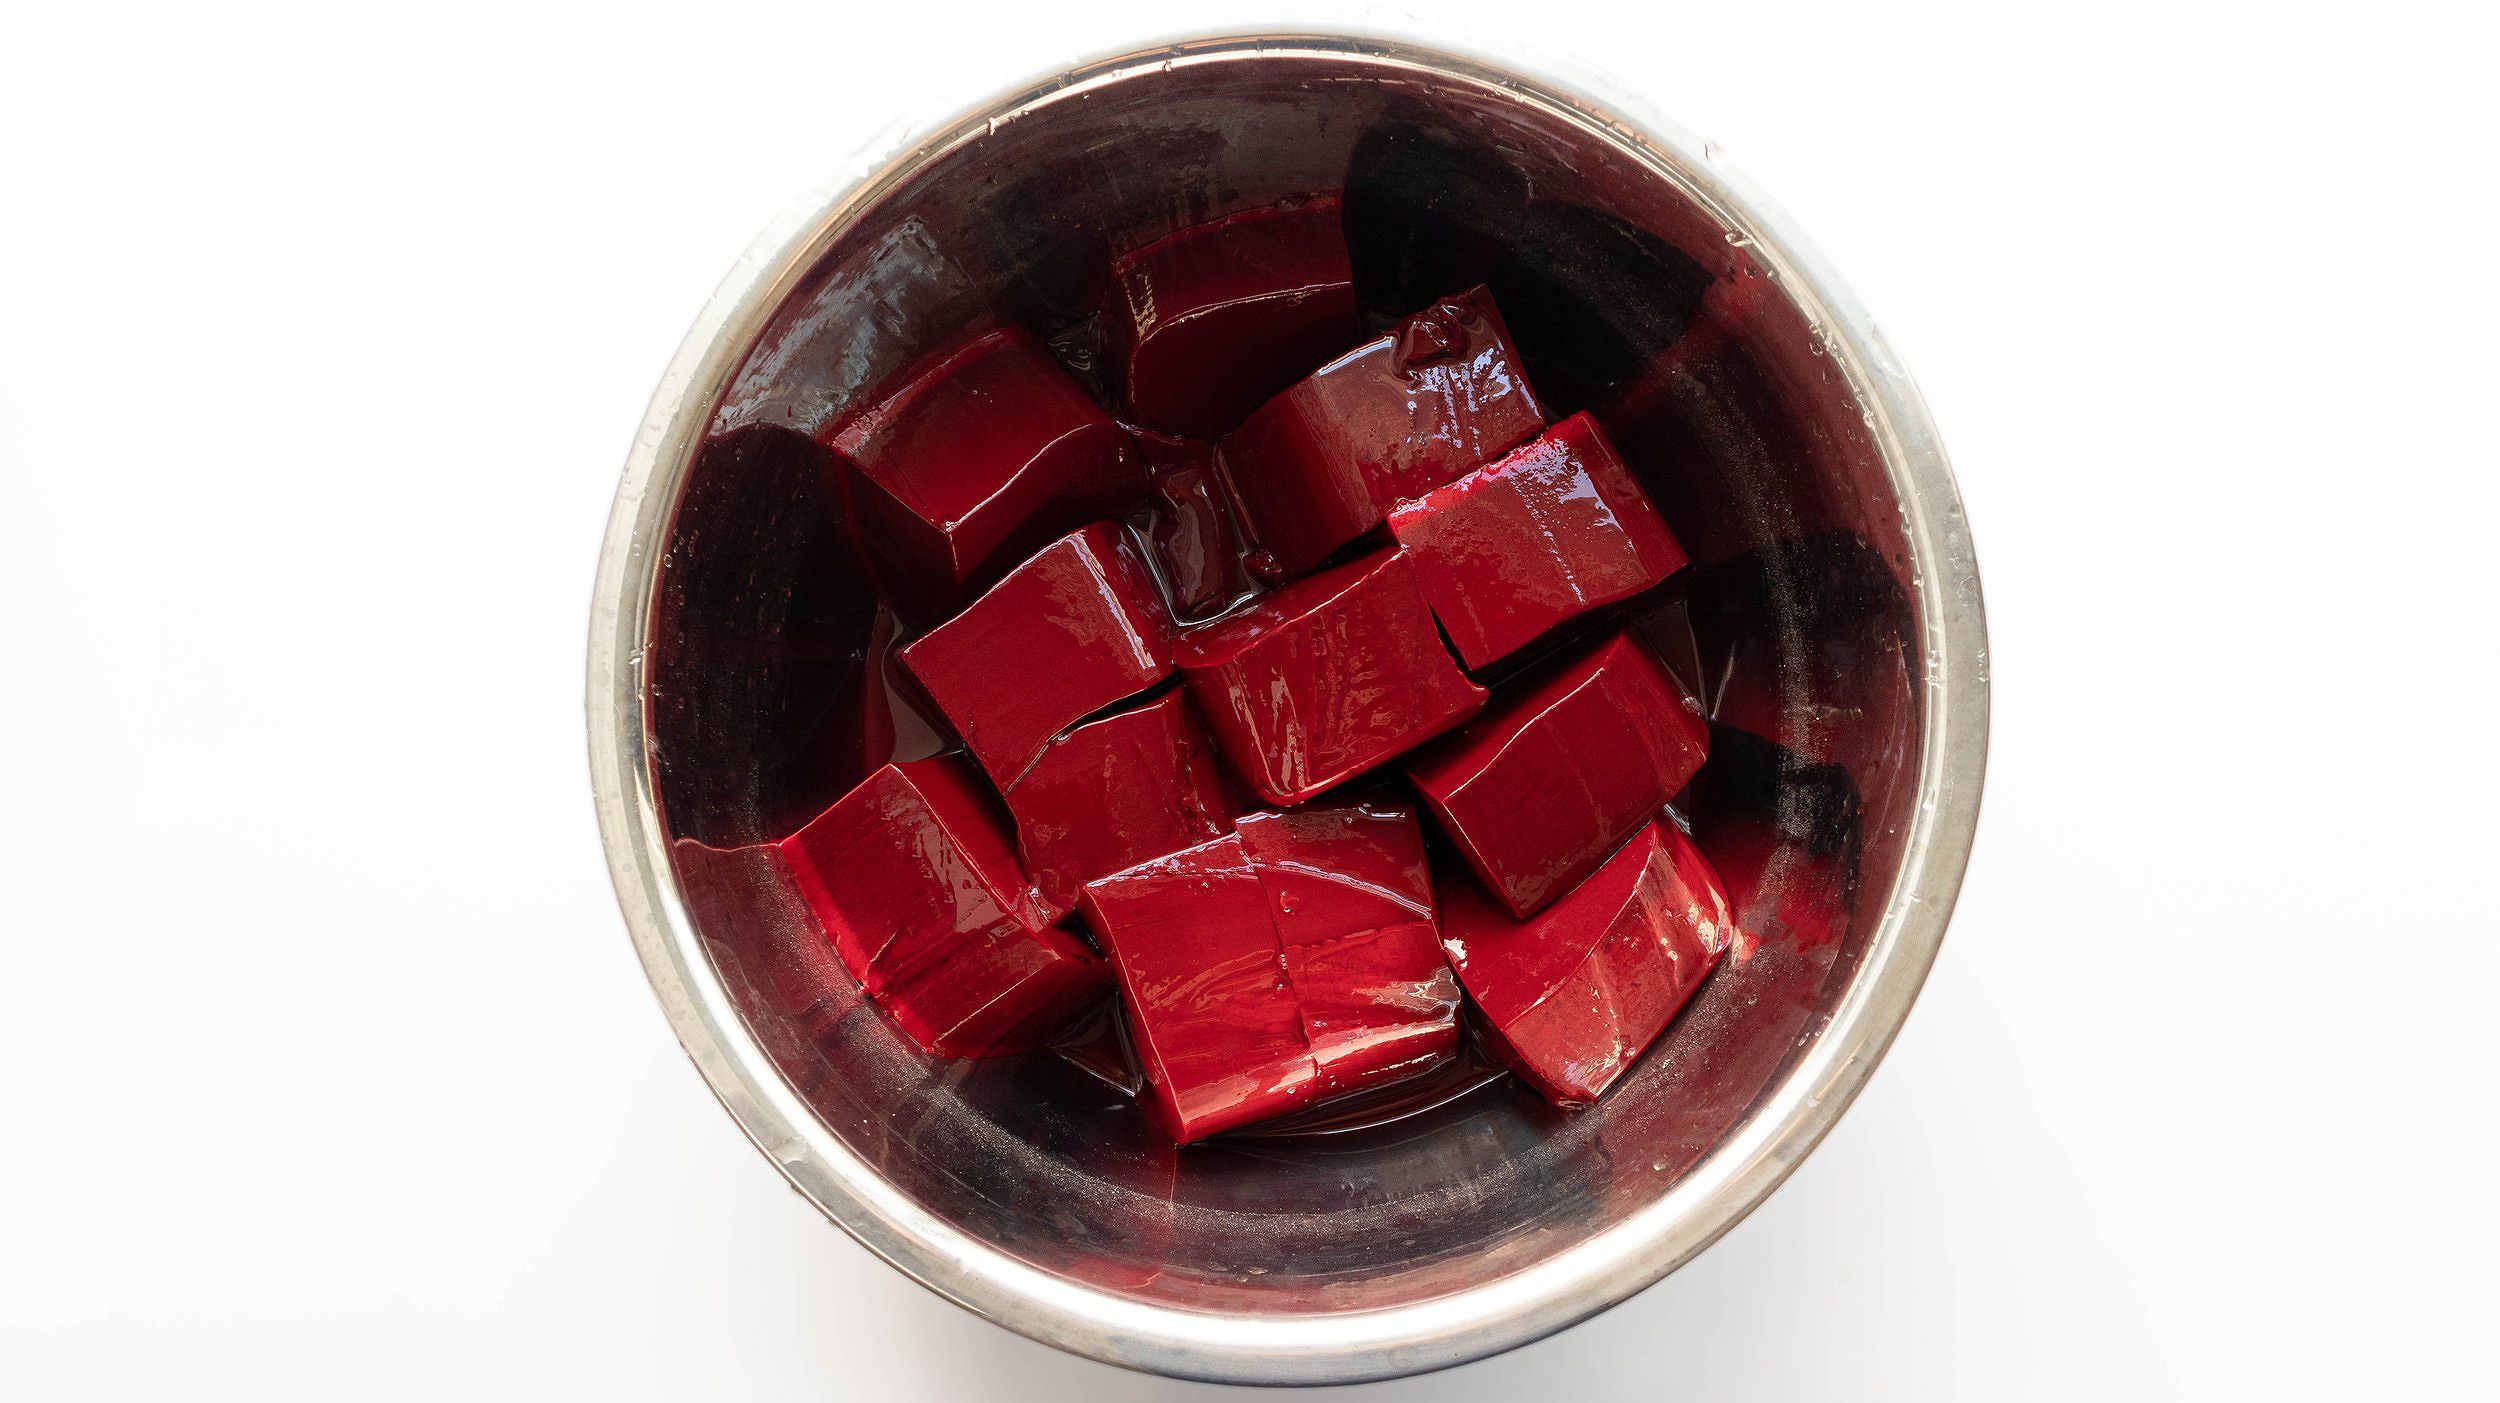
[589,31,1987,1386]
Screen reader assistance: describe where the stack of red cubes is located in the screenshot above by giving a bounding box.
[679,194,1756,1142]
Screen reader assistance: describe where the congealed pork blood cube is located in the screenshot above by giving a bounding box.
[1079,833,1318,1141]
[1408,632,1708,919]
[1387,412,1689,669]
[1235,804,1460,1096]
[824,326,1144,617]
[776,757,1105,1057]
[900,522,1175,788]
[1079,801,1459,1141]
[1175,548,1486,806]
[1221,286,1547,575]
[1439,819,1735,1105]
[1002,691,1241,918]
[1133,430,1254,619]
[1108,195,1363,439]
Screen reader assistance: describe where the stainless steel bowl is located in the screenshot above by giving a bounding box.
[588,29,1987,1386]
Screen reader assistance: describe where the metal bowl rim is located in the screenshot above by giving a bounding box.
[584,26,1990,1386]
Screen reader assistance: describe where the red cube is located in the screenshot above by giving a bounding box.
[1079,799,1460,1141]
[1221,286,1547,575]
[1002,691,1242,918]
[1387,412,1689,669]
[1438,819,1735,1105]
[1408,632,1709,919]
[1236,805,1460,1097]
[1108,195,1363,439]
[900,522,1175,787]
[825,327,1143,616]
[1174,549,1485,806]
[777,757,1106,1058]
[1078,832,1319,1141]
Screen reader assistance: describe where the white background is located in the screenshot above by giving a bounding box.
[6,2,2495,1398]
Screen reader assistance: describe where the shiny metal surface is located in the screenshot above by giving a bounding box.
[588,30,1988,1386]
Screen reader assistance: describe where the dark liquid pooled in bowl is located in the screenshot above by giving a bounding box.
[644,56,1924,1298]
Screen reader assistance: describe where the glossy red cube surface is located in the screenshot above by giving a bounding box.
[1002,691,1242,918]
[1387,411,1689,669]
[899,522,1175,788]
[1236,805,1460,1096]
[1108,195,1363,439]
[1078,832,1317,1141]
[1174,548,1486,806]
[825,326,1144,616]
[1221,286,1547,575]
[776,757,1106,1057]
[1079,800,1459,1141]
[1408,632,1708,919]
[1439,819,1734,1105]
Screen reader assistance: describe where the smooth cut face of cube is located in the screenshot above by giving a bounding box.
[1279,926,1460,1097]
[1236,803,1460,1097]
[776,757,1105,1058]
[826,326,1144,616]
[1408,632,1709,919]
[869,923,1108,1058]
[1174,549,1486,806]
[900,522,1175,788]
[1221,286,1547,575]
[1439,819,1735,1105]
[1078,834,1319,1141]
[1003,691,1242,918]
[1387,411,1690,669]
[1080,801,1460,1140]
[1109,195,1363,439]
[1235,805,1431,945]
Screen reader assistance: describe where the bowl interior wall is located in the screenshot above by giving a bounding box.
[647,50,1922,1315]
